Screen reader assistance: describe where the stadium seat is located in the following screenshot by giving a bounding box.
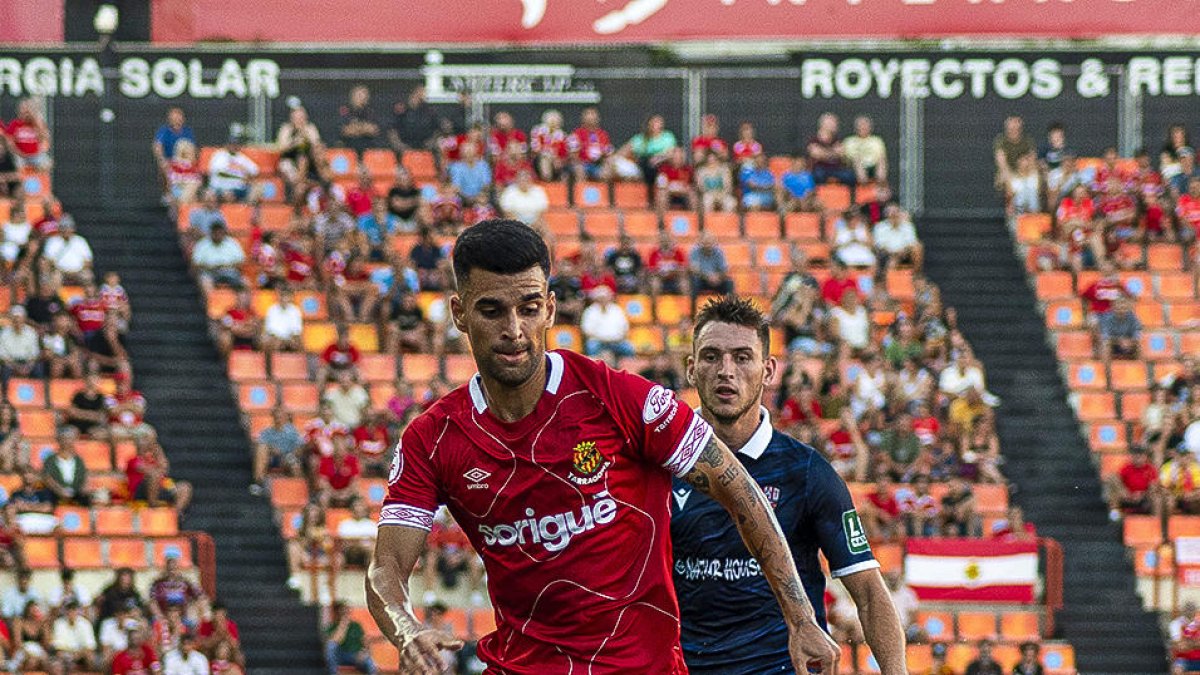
[573,181,607,208]
[583,210,620,239]
[361,149,397,178]
[1170,302,1200,326]
[301,323,337,352]
[905,645,933,673]
[95,507,137,535]
[1133,544,1172,577]
[704,211,739,239]
[541,182,569,208]
[544,209,580,239]
[629,326,666,354]
[622,210,659,239]
[220,204,253,232]
[1157,272,1197,301]
[401,353,440,382]
[1169,515,1200,539]
[47,378,84,408]
[1109,361,1149,391]
[915,610,954,641]
[1041,643,1076,673]
[973,484,1009,513]
[62,538,103,568]
[7,378,45,408]
[1140,331,1177,360]
[471,608,498,639]
[348,324,380,352]
[18,409,56,437]
[359,354,397,383]
[816,184,850,211]
[784,213,822,240]
[756,242,788,271]
[655,296,689,325]
[280,383,320,414]
[1120,391,1150,422]
[77,440,112,471]
[1147,243,1185,271]
[153,539,192,568]
[270,477,310,509]
[664,211,699,242]
[1066,361,1106,390]
[1123,514,1162,547]
[744,212,782,240]
[56,506,91,535]
[1087,421,1127,452]
[613,182,648,209]
[326,148,358,177]
[1119,271,1151,299]
[547,325,582,352]
[999,610,1041,641]
[1054,331,1094,360]
[238,382,278,411]
[1183,332,1200,356]
[1045,301,1083,329]
[140,507,180,536]
[1134,301,1166,328]
[1074,392,1116,421]
[619,294,654,325]
[1016,213,1052,243]
[270,352,310,381]
[1036,272,1075,301]
[401,151,436,181]
[445,355,477,383]
[228,351,267,381]
[370,638,400,671]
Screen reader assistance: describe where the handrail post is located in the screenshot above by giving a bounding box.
[1039,537,1064,637]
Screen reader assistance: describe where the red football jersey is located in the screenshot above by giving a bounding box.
[381,350,712,673]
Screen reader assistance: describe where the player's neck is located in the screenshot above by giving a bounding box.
[702,407,762,454]
[479,360,548,423]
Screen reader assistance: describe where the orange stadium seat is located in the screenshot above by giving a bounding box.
[619,295,653,325]
[270,352,309,381]
[325,148,358,177]
[1158,272,1197,301]
[227,351,267,381]
[816,184,851,211]
[238,382,277,411]
[1120,391,1150,422]
[280,383,320,414]
[76,440,112,471]
[302,323,337,352]
[547,325,582,353]
[270,477,309,510]
[347,324,379,352]
[47,378,84,408]
[1055,331,1094,360]
[1109,361,1149,391]
[1169,515,1200,539]
[401,151,436,180]
[756,242,788,270]
[1147,243,1185,271]
[583,210,620,238]
[885,270,915,301]
[471,608,498,639]
[1016,213,1052,243]
[56,506,91,535]
[905,645,933,673]
[1045,301,1083,329]
[206,288,237,319]
[95,507,136,535]
[622,210,659,239]
[544,209,579,239]
[731,270,763,294]
[359,354,397,383]
[1183,332,1200,355]
[24,536,60,568]
[18,409,56,437]
[916,611,954,642]
[153,539,192,568]
[541,181,569,208]
[1140,331,1177,360]
[664,211,698,242]
[613,182,648,209]
[369,384,395,410]
[1041,643,1076,673]
[1067,361,1106,390]
[573,181,607,208]
[1123,515,1163,547]
[655,296,690,325]
[1134,301,1166,328]
[629,326,666,354]
[1075,392,1116,421]
[784,213,822,240]
[722,242,752,268]
[973,484,1009,513]
[445,355,477,383]
[62,538,103,568]
[220,204,253,232]
[1133,544,1172,577]
[7,378,45,408]
[704,211,739,239]
[140,508,180,536]
[1120,271,1151,299]
[1088,421,1127,452]
[362,149,396,179]
[1170,302,1200,326]
[1036,272,1074,301]
[370,639,400,671]
[401,353,440,382]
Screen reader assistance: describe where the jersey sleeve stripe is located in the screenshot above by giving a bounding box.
[663,415,714,477]
[829,559,881,579]
[377,504,436,531]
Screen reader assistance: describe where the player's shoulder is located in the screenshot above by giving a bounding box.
[765,429,821,465]
[404,385,473,442]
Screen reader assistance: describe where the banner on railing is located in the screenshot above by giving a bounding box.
[146,0,1200,44]
[1176,537,1200,586]
[905,538,1039,603]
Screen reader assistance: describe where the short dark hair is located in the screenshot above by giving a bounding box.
[693,295,770,354]
[452,219,551,288]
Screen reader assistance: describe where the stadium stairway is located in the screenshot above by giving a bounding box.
[920,215,1166,673]
[77,206,326,674]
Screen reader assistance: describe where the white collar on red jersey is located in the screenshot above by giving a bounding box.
[468,351,565,414]
[694,405,773,460]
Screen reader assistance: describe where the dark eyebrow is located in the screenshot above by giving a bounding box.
[520,293,544,303]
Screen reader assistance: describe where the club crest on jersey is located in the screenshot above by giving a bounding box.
[762,485,780,509]
[642,385,676,425]
[569,440,610,486]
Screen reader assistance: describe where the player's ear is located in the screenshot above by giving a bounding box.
[449,293,467,333]
[545,289,557,326]
[762,355,778,387]
[684,353,696,387]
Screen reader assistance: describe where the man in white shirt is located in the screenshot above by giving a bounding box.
[190,222,246,294]
[871,205,922,272]
[336,500,377,567]
[207,135,259,202]
[51,599,99,672]
[263,288,304,354]
[843,115,889,185]
[41,215,94,284]
[322,369,370,428]
[1,568,40,618]
[99,599,143,662]
[0,305,42,377]
[163,632,210,675]
[581,285,634,366]
[498,169,550,226]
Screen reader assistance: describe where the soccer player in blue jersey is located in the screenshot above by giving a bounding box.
[672,296,906,674]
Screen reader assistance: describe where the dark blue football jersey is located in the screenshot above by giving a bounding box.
[670,409,878,674]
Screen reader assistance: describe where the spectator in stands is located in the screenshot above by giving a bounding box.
[47,568,92,618]
[127,432,193,512]
[250,408,303,494]
[876,410,922,479]
[96,571,144,626]
[149,552,203,621]
[940,477,980,536]
[689,232,734,298]
[0,305,41,378]
[731,121,763,170]
[689,113,728,164]
[324,600,378,675]
[832,210,876,270]
[569,107,614,182]
[1098,296,1141,365]
[738,153,777,211]
[42,312,84,379]
[883,569,924,644]
[388,86,438,156]
[1,569,39,619]
[899,474,940,537]
[1,202,32,283]
[410,227,447,291]
[1172,602,1200,673]
[191,223,245,296]
[385,167,423,231]
[352,409,391,478]
[41,215,94,285]
[317,325,361,386]
[185,190,224,246]
[51,598,98,673]
[965,639,1004,675]
[548,256,585,326]
[448,142,492,207]
[694,151,736,213]
[1176,175,1200,240]
[336,499,377,568]
[262,288,304,355]
[339,85,382,157]
[843,115,888,185]
[10,470,57,535]
[323,369,370,429]
[873,204,923,273]
[153,107,196,194]
[626,114,678,192]
[581,286,634,366]
[1011,641,1046,675]
[63,375,107,442]
[493,141,533,190]
[654,147,696,212]
[198,601,242,667]
[381,290,430,354]
[1006,154,1041,216]
[499,169,549,226]
[0,129,22,199]
[99,599,141,664]
[829,288,871,357]
[0,506,24,569]
[993,115,1034,192]
[488,110,527,157]
[530,109,569,181]
[317,433,362,509]
[206,133,259,203]
[1169,150,1200,200]
[0,401,28,473]
[214,289,259,356]
[779,155,819,212]
[807,113,855,187]
[647,231,691,299]
[166,139,203,207]
[86,308,131,375]
[6,98,52,171]
[288,501,331,589]
[276,105,326,197]
[163,632,209,675]
[113,628,161,675]
[107,371,151,440]
[11,598,53,672]
[1162,446,1200,514]
[41,426,92,507]
[605,234,645,295]
[638,352,682,391]
[862,475,901,541]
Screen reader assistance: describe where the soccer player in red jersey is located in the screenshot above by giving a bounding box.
[368,220,837,674]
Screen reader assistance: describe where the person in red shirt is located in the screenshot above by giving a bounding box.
[911,402,941,448]
[126,433,192,511]
[305,402,348,459]
[990,505,1037,542]
[1176,177,1200,241]
[492,143,533,189]
[367,220,836,673]
[69,283,108,338]
[820,260,861,307]
[1055,183,1094,230]
[440,125,486,164]
[215,290,260,355]
[861,475,901,542]
[647,230,691,298]
[487,111,528,159]
[1098,178,1137,233]
[779,385,822,429]
[111,628,161,675]
[317,325,361,385]
[1091,146,1133,194]
[281,234,317,288]
[1173,611,1200,671]
[654,147,696,212]
[1104,446,1159,519]
[198,601,244,668]
[343,170,375,218]
[353,410,392,477]
[1080,261,1129,324]
[317,433,362,508]
[530,109,570,181]
[690,113,729,164]
[5,98,51,170]
[107,371,151,439]
[568,107,613,181]
[732,121,763,169]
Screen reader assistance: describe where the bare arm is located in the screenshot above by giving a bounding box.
[366,525,462,675]
[682,436,840,673]
[839,569,906,675]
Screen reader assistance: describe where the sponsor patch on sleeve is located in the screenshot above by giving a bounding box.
[842,510,871,555]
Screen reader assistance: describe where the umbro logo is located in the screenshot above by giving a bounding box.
[464,467,491,490]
